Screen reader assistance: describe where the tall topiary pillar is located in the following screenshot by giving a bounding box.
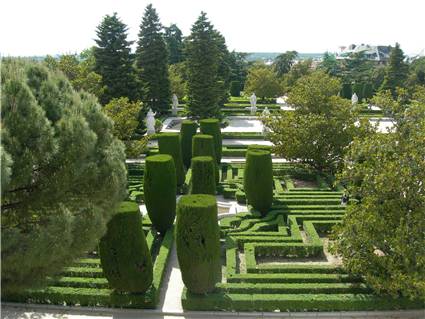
[99,201,153,293]
[180,120,198,169]
[176,194,221,294]
[190,156,216,195]
[144,154,176,234]
[244,149,273,215]
[200,119,222,164]
[192,134,219,184]
[158,133,185,187]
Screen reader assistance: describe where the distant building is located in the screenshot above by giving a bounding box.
[336,44,392,63]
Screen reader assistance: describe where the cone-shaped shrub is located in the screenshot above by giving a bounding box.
[176,194,221,294]
[99,201,153,293]
[180,120,198,169]
[158,133,185,186]
[144,154,176,233]
[190,156,216,195]
[200,119,222,164]
[244,149,273,215]
[192,134,219,184]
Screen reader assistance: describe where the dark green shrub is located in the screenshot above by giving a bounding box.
[200,119,222,164]
[230,81,241,97]
[192,134,219,184]
[362,82,373,100]
[341,83,352,99]
[99,201,153,293]
[144,154,176,233]
[352,82,363,101]
[247,144,273,152]
[190,156,216,195]
[180,120,198,169]
[176,194,221,294]
[158,133,185,186]
[244,149,273,215]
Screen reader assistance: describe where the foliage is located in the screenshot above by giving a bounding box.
[192,134,219,184]
[244,149,273,215]
[99,202,153,293]
[281,59,313,92]
[169,63,187,99]
[93,13,138,104]
[1,58,127,293]
[318,52,340,77]
[158,133,185,186]
[164,23,184,64]
[340,83,352,99]
[190,156,216,195]
[380,43,409,96]
[103,97,148,157]
[333,90,425,299]
[407,56,425,87]
[176,194,221,294]
[180,120,198,169]
[200,118,222,164]
[229,51,249,95]
[273,51,298,77]
[143,154,176,234]
[136,4,171,114]
[244,64,282,100]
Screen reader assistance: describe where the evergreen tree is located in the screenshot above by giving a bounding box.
[380,43,409,95]
[273,51,298,77]
[185,12,222,118]
[164,24,184,64]
[93,13,138,104]
[214,30,231,106]
[136,4,171,114]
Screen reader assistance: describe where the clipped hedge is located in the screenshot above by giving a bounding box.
[99,202,153,293]
[190,156,216,195]
[247,144,273,152]
[180,120,198,169]
[192,134,219,184]
[158,133,185,187]
[144,154,176,234]
[200,119,222,164]
[244,149,273,215]
[176,194,221,294]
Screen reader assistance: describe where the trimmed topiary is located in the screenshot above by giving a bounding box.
[341,83,352,99]
[200,119,222,164]
[176,194,221,294]
[99,201,153,293]
[180,120,198,169]
[362,82,374,100]
[190,156,216,195]
[192,134,219,184]
[247,144,273,152]
[244,149,273,215]
[144,154,176,234]
[158,133,185,186]
[352,82,363,101]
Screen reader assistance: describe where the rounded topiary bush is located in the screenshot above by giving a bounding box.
[99,201,153,293]
[176,194,221,294]
[180,120,198,169]
[158,133,185,187]
[244,149,273,215]
[190,156,216,195]
[192,134,219,184]
[144,154,176,234]
[200,119,222,164]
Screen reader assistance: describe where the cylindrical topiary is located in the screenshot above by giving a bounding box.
[192,134,219,184]
[190,156,216,195]
[144,154,176,234]
[244,149,273,215]
[353,82,363,101]
[200,119,222,164]
[362,82,373,100]
[341,83,352,99]
[247,144,272,152]
[180,120,198,169]
[99,201,153,293]
[158,133,185,187]
[176,194,221,294]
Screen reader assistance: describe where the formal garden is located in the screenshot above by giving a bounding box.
[1,3,425,318]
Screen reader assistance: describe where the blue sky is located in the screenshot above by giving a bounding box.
[1,0,424,56]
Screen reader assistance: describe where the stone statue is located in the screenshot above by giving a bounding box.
[351,93,358,105]
[172,94,178,116]
[250,93,257,115]
[146,108,156,135]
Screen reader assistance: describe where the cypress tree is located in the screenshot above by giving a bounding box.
[164,24,184,64]
[380,43,409,96]
[94,13,138,104]
[136,4,171,114]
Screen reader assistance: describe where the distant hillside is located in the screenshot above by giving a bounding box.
[246,52,324,62]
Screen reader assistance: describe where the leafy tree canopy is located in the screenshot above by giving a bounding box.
[164,23,184,64]
[244,64,282,100]
[273,51,298,77]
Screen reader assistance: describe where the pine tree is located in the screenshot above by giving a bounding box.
[185,12,221,119]
[380,43,408,95]
[136,4,171,114]
[214,30,231,106]
[164,24,184,64]
[94,13,138,104]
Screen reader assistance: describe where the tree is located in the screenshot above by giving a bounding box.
[273,51,298,77]
[281,59,313,92]
[244,64,282,100]
[169,63,187,99]
[318,52,340,77]
[228,51,249,95]
[380,43,409,95]
[136,4,171,114]
[185,12,221,118]
[214,30,232,106]
[93,13,138,104]
[1,58,127,293]
[407,56,425,87]
[264,71,370,175]
[164,24,184,64]
[332,89,425,299]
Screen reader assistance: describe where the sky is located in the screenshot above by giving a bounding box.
[1,0,424,57]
